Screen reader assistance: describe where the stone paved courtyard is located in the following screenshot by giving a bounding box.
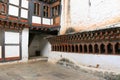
[0,61,105,80]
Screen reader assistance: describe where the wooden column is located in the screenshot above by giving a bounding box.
[78,44,80,53]
[98,44,101,54]
[93,44,95,54]
[105,44,108,54]
[87,44,89,53]
[82,44,84,53]
[74,45,76,53]
[112,43,116,55]
[70,45,72,52]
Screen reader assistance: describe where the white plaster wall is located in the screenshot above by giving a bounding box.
[29,35,40,57]
[43,18,51,25]
[21,0,29,8]
[42,43,120,71]
[51,19,53,25]
[70,0,89,27]
[29,34,49,57]
[32,16,41,24]
[21,28,29,61]
[9,5,19,16]
[60,0,120,34]
[21,9,28,18]
[41,40,50,57]
[90,0,120,23]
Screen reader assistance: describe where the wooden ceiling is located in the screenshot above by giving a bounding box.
[39,0,60,4]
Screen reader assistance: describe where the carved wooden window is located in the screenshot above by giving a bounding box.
[34,3,40,16]
[52,5,60,17]
[0,0,7,3]
[0,4,5,14]
[0,0,7,14]
[43,5,49,17]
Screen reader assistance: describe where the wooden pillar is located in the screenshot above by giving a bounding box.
[70,45,72,52]
[93,44,95,53]
[64,45,66,52]
[58,45,60,51]
[78,44,80,53]
[52,45,53,51]
[62,45,64,52]
[69,45,71,52]
[82,44,84,53]
[87,44,89,53]
[98,44,101,54]
[67,45,69,52]
[105,44,108,54]
[74,45,76,53]
[53,45,54,51]
[112,43,115,55]
[55,45,57,51]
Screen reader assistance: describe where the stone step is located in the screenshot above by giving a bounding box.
[28,57,48,62]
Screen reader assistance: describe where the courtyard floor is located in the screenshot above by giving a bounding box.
[0,61,104,80]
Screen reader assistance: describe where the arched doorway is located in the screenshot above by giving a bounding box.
[84,45,87,53]
[75,45,78,52]
[94,44,99,53]
[89,44,93,53]
[72,45,74,52]
[80,45,82,52]
[100,44,105,54]
[115,43,120,54]
[107,43,113,54]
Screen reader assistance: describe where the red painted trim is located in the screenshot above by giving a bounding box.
[5,57,20,61]
[20,19,28,23]
[0,58,3,61]
[8,16,18,21]
[32,23,60,28]
[0,15,6,19]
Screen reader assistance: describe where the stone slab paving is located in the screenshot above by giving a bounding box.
[0,61,105,80]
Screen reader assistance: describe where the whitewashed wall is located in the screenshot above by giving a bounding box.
[60,0,120,34]
[42,43,120,72]
[21,28,29,61]
[29,34,49,57]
